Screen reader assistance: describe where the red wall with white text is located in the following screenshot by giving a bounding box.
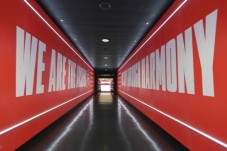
[0,0,94,150]
[118,0,227,150]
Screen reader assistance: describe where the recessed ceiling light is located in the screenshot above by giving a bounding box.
[104,56,108,59]
[102,39,109,42]
[146,22,149,25]
[60,19,64,22]
[104,64,108,66]
[99,2,111,11]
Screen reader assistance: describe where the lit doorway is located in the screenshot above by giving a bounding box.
[98,78,114,92]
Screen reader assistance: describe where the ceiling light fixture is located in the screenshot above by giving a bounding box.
[104,64,108,66]
[102,39,109,42]
[99,2,111,11]
[60,19,64,22]
[23,0,93,70]
[146,22,149,25]
[119,0,188,70]
[104,56,108,59]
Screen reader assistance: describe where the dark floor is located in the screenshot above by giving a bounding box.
[17,93,188,151]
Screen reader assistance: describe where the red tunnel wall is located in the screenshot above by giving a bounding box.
[0,0,94,150]
[117,0,227,150]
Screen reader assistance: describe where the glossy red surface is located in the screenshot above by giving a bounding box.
[118,0,227,150]
[0,0,94,150]
[17,93,188,151]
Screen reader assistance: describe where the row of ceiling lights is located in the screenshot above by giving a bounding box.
[100,22,149,68]
[59,10,149,69]
[100,2,110,68]
[102,38,109,67]
[58,20,147,68]
[62,18,149,25]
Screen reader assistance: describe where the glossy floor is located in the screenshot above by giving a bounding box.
[17,93,188,151]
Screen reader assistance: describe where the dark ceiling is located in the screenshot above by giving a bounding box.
[37,0,174,70]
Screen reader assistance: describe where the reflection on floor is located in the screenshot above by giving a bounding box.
[17,93,188,151]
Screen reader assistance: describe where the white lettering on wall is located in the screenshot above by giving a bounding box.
[155,46,166,91]
[121,9,218,97]
[150,52,156,89]
[145,56,150,89]
[194,9,217,97]
[16,26,39,97]
[16,26,89,97]
[56,53,63,91]
[141,58,145,88]
[68,59,77,89]
[62,56,67,90]
[48,49,56,92]
[36,41,46,94]
[166,39,177,92]
[177,27,195,94]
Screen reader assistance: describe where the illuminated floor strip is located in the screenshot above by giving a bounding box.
[119,90,227,148]
[119,0,187,70]
[47,100,93,151]
[0,90,93,135]
[118,100,161,151]
[23,0,93,70]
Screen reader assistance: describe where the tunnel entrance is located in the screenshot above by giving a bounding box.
[98,78,114,92]
[95,69,117,93]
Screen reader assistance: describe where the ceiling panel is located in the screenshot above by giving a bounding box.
[37,0,174,70]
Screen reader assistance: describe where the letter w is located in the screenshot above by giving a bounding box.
[16,26,37,97]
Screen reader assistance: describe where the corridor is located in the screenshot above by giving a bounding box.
[17,93,188,151]
[1,1,227,150]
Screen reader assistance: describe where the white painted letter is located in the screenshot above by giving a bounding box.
[56,53,63,91]
[145,56,150,89]
[150,52,156,89]
[36,41,46,94]
[166,39,177,92]
[16,26,37,97]
[177,27,195,94]
[141,58,145,88]
[48,49,56,92]
[194,9,217,96]
[62,56,67,90]
[155,46,166,91]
